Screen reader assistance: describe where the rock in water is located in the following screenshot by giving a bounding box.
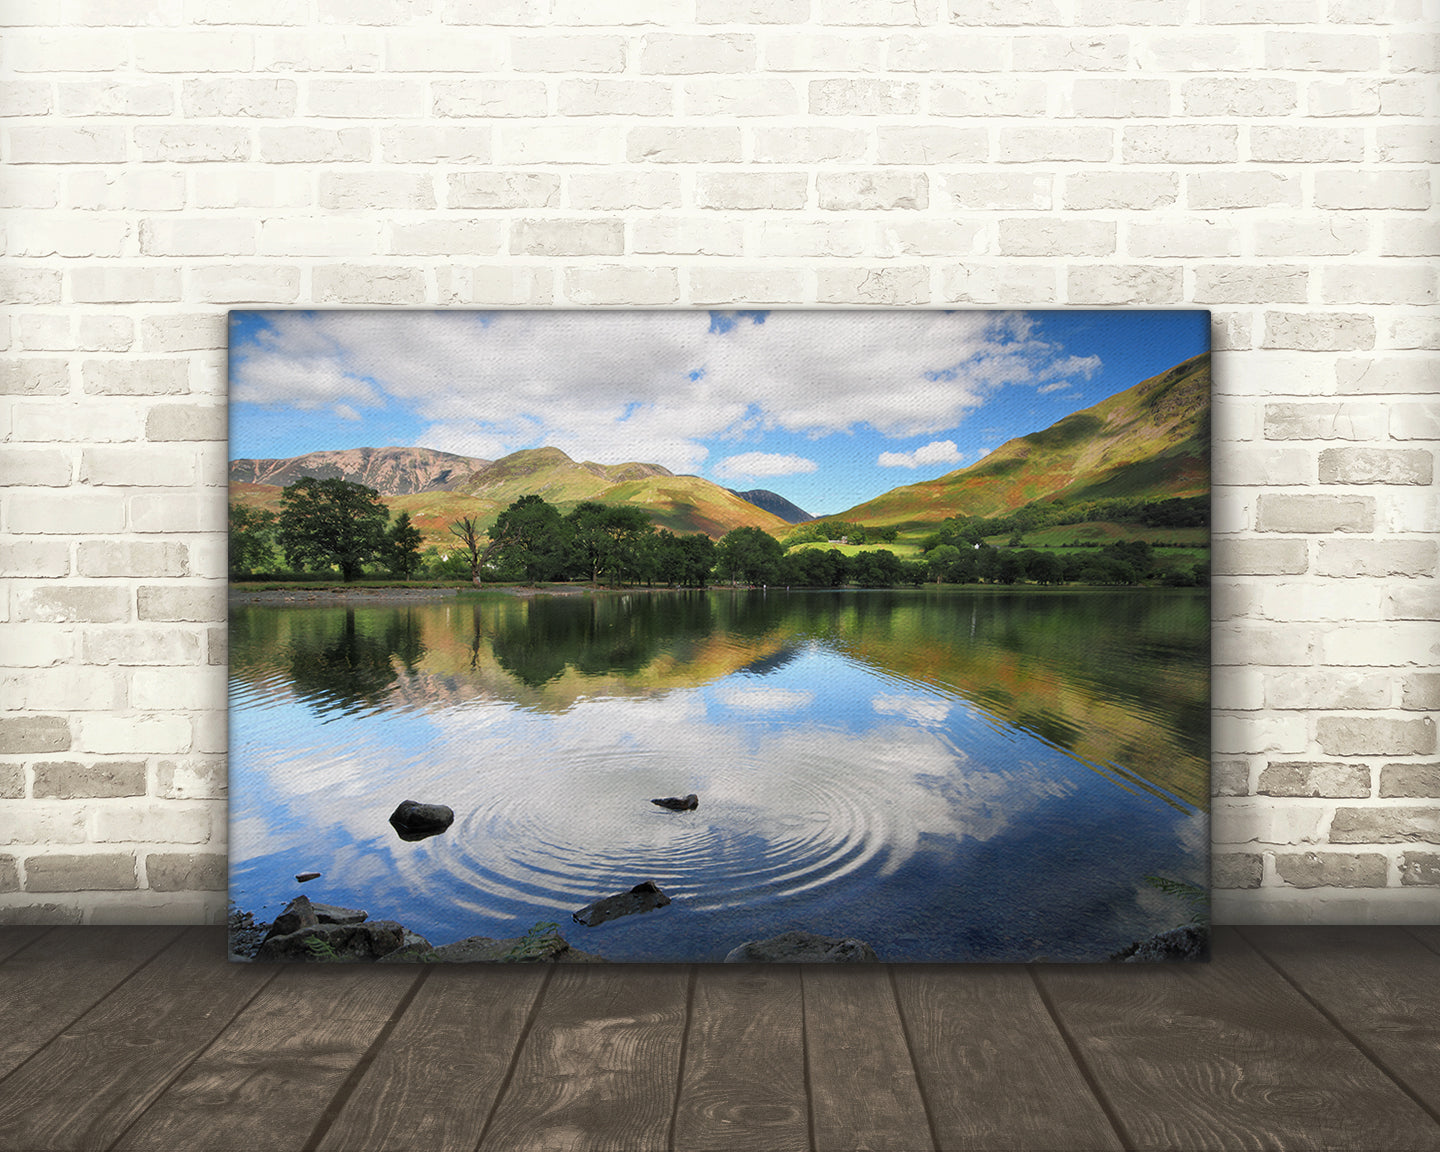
[650,793,698,811]
[1110,923,1209,962]
[295,871,321,882]
[388,799,455,841]
[723,930,878,963]
[572,880,672,927]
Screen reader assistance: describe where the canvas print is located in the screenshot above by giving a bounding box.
[227,309,1211,964]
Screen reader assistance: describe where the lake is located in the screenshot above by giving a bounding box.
[229,587,1209,963]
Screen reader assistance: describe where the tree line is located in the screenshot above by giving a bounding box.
[229,478,1205,589]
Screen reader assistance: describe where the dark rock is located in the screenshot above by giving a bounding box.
[253,919,408,963]
[724,930,878,963]
[375,931,436,963]
[650,793,698,811]
[309,902,369,926]
[388,799,455,841]
[295,871,321,882]
[572,879,672,927]
[1110,923,1210,963]
[418,932,607,963]
[262,895,320,943]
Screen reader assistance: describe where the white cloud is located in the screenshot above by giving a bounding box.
[877,439,965,470]
[717,687,815,711]
[714,452,819,480]
[230,310,1102,473]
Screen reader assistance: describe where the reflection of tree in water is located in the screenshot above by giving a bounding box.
[490,593,720,688]
[286,608,427,714]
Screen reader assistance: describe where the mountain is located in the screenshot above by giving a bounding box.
[228,445,788,541]
[229,446,490,497]
[832,352,1210,528]
[726,489,815,524]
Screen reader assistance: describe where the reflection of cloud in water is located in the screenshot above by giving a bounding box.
[716,687,815,712]
[872,693,952,726]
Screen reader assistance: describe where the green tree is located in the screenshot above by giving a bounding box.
[385,510,423,578]
[714,526,785,586]
[277,477,389,581]
[925,544,961,584]
[564,502,653,585]
[229,503,278,577]
[488,495,570,582]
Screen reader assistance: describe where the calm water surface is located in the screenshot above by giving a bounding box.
[229,588,1209,962]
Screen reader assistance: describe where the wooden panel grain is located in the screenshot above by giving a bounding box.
[477,964,691,1152]
[0,925,184,1080]
[1243,925,1440,1126]
[891,965,1122,1152]
[110,963,423,1152]
[0,928,275,1152]
[1411,926,1440,958]
[313,965,548,1152]
[802,966,934,1152]
[0,926,51,964]
[1035,927,1440,1152]
[673,966,808,1152]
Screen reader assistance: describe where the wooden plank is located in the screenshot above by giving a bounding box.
[0,928,275,1152]
[111,962,423,1152]
[802,966,934,1152]
[1035,927,1440,1152]
[313,965,548,1152]
[477,964,691,1152]
[0,925,184,1080]
[673,966,808,1152]
[891,965,1122,1152]
[1410,926,1440,957]
[1243,925,1440,1126]
[0,926,51,964]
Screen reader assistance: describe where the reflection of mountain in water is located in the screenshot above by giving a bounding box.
[229,589,1208,806]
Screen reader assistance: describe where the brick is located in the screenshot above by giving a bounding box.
[128,492,213,534]
[999,219,1115,258]
[626,127,741,164]
[1381,763,1440,798]
[567,172,680,210]
[1400,853,1440,886]
[1318,716,1436,758]
[512,34,626,71]
[0,541,71,578]
[14,585,129,625]
[82,628,203,665]
[698,0,810,18]
[501,125,627,165]
[0,903,81,925]
[809,78,920,116]
[1213,624,1316,667]
[1011,34,1128,71]
[0,623,74,667]
[192,168,309,210]
[817,172,927,211]
[133,126,250,163]
[1065,78,1169,118]
[823,0,931,22]
[258,219,382,257]
[1266,31,1382,71]
[1391,403,1440,441]
[688,268,807,306]
[639,33,755,74]
[1322,265,1436,307]
[1251,126,1365,163]
[181,77,295,118]
[1188,171,1300,210]
[557,79,672,118]
[1331,806,1439,844]
[433,79,546,118]
[511,219,624,256]
[1317,539,1437,579]
[0,359,69,397]
[0,171,59,211]
[13,400,146,444]
[388,221,502,256]
[632,218,744,256]
[306,77,424,117]
[443,0,548,22]
[1267,671,1390,711]
[1378,125,1440,165]
[1264,401,1386,439]
[156,758,226,800]
[0,79,53,115]
[319,172,435,211]
[1182,77,1296,116]
[875,126,987,165]
[696,173,808,210]
[1215,668,1264,711]
[930,78,1046,118]
[6,125,126,164]
[1194,266,1308,305]
[1254,216,1369,257]
[1381,220,1440,259]
[997,126,1113,163]
[761,33,886,72]
[944,264,1059,304]
[81,359,189,398]
[1319,448,1432,486]
[1401,676,1440,712]
[1314,170,1431,211]
[0,268,62,305]
[1212,760,1250,797]
[255,126,372,163]
[8,216,129,259]
[1212,799,1325,844]
[1255,494,1373,534]
[684,78,799,117]
[1136,32,1259,72]
[943,173,1051,211]
[312,266,427,305]
[817,266,929,306]
[141,316,224,354]
[1067,266,1182,305]
[1122,124,1239,164]
[563,267,679,306]
[1258,761,1370,798]
[146,404,226,442]
[74,713,192,756]
[136,586,224,623]
[0,857,16,893]
[94,803,211,845]
[71,267,183,304]
[447,171,560,209]
[1260,582,1384,623]
[134,29,251,71]
[752,221,867,259]
[208,627,227,666]
[9,491,127,535]
[873,220,980,258]
[749,128,865,165]
[951,0,1061,23]
[24,853,139,892]
[33,760,145,799]
[258,29,383,70]
[1127,221,1239,259]
[437,266,554,306]
[1275,852,1388,889]
[146,852,227,892]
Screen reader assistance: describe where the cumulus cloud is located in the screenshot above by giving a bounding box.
[230,310,1102,475]
[877,440,965,470]
[714,452,819,480]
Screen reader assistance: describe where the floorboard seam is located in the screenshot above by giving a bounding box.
[1027,967,1136,1152]
[886,967,941,1152]
[300,966,431,1152]
[800,968,817,1152]
[1238,926,1440,1133]
[0,925,57,965]
[473,964,556,1152]
[101,954,286,1152]
[0,926,187,1097]
[1404,926,1440,959]
[665,966,699,1152]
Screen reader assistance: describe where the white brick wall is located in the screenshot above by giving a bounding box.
[1,1,1435,926]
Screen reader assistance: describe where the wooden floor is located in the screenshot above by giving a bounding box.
[0,926,1436,1152]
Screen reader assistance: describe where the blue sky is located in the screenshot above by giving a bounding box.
[229,309,1208,516]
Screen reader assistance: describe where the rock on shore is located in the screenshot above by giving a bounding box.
[724,930,878,963]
